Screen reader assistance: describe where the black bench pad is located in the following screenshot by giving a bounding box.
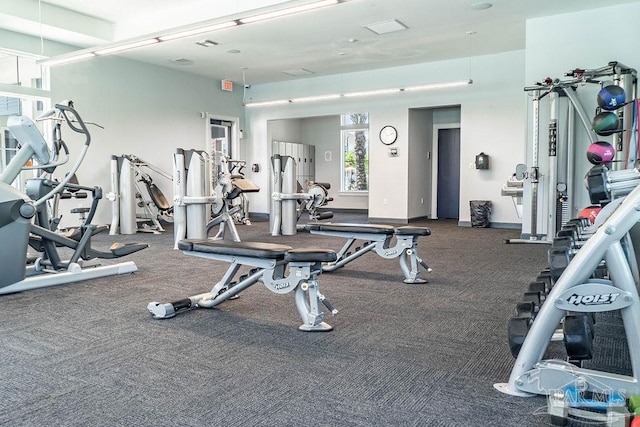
[303,223,395,235]
[395,226,431,236]
[285,248,337,263]
[179,240,292,259]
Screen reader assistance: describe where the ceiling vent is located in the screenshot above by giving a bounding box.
[364,19,408,35]
[282,68,315,77]
[195,39,218,47]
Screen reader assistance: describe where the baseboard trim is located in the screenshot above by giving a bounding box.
[458,221,521,229]
[368,217,409,224]
[321,208,368,215]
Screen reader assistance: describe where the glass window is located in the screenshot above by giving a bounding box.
[341,113,369,192]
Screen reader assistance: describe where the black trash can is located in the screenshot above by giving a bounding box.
[470,200,492,228]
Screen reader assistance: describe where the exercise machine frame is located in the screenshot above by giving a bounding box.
[510,61,637,244]
[0,103,146,295]
[496,180,640,397]
[301,223,432,284]
[148,240,338,331]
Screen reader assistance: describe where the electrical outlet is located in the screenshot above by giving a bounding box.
[421,198,424,204]
[383,199,388,205]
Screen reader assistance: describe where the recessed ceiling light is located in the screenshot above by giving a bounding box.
[470,2,493,10]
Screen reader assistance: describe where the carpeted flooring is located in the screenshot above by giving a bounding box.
[0,214,630,426]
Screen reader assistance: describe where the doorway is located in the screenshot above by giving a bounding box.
[209,118,234,158]
[435,127,461,219]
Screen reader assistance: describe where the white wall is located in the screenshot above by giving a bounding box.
[408,108,433,219]
[245,50,526,225]
[521,2,640,236]
[268,118,302,145]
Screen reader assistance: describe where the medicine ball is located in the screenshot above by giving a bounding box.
[592,111,620,136]
[586,141,615,165]
[597,85,626,111]
[578,206,601,224]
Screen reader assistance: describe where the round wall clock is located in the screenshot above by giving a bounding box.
[379,125,398,145]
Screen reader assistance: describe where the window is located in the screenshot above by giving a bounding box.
[341,113,369,192]
[0,49,51,189]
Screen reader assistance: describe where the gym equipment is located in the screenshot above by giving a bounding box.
[147,240,338,331]
[299,223,432,284]
[563,312,594,363]
[547,386,629,426]
[586,164,640,205]
[227,159,255,225]
[511,61,637,244]
[587,141,615,165]
[500,170,524,218]
[598,85,626,111]
[494,169,640,397]
[108,154,173,235]
[0,102,147,295]
[629,396,640,427]
[578,205,601,224]
[270,154,333,236]
[172,148,259,249]
[47,174,89,233]
[508,315,533,358]
[593,111,621,136]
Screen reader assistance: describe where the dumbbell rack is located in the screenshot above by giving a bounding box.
[496,179,640,397]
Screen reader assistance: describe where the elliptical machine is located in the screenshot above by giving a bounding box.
[0,102,147,295]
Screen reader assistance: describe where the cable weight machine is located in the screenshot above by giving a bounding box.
[507,61,637,244]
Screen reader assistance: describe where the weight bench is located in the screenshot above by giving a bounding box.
[148,240,338,331]
[299,223,432,284]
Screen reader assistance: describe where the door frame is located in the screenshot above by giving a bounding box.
[205,113,240,159]
[431,123,461,219]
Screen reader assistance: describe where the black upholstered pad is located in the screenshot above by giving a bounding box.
[285,248,337,263]
[177,239,197,251]
[180,240,292,259]
[312,223,395,235]
[394,226,431,236]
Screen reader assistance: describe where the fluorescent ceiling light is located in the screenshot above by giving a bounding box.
[245,79,473,107]
[42,1,340,66]
[42,52,96,66]
[344,88,401,97]
[240,0,338,24]
[245,99,292,107]
[95,39,159,55]
[403,80,473,91]
[159,21,238,41]
[291,94,341,103]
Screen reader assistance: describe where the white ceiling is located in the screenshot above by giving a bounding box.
[2,0,639,85]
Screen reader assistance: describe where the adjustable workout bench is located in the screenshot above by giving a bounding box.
[148,240,338,331]
[299,223,432,284]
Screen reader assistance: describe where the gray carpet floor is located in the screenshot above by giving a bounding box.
[0,214,630,426]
